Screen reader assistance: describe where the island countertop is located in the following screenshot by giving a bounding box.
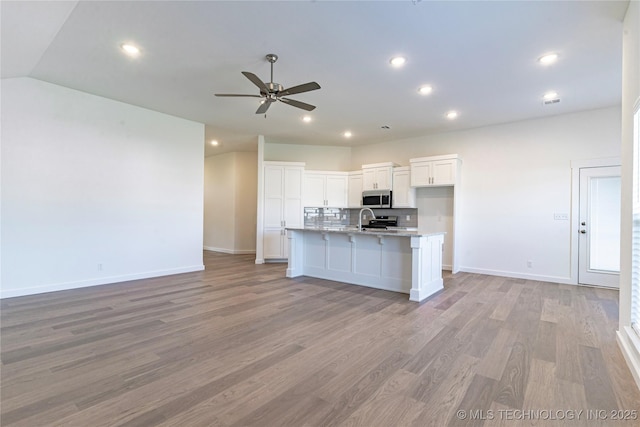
[286,226,445,238]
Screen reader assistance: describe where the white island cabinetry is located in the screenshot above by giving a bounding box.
[286,228,444,302]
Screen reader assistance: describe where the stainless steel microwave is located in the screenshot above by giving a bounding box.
[362,190,392,208]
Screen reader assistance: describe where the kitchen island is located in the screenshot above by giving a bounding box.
[286,227,445,302]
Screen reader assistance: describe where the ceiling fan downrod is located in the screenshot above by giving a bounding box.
[266,54,278,84]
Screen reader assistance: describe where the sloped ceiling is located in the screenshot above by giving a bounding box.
[1,1,629,156]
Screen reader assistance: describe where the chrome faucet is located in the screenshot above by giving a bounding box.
[358,208,376,231]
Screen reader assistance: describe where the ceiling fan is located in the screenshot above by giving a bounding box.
[215,54,321,114]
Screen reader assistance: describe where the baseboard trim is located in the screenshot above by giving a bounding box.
[617,328,640,390]
[0,265,205,299]
[203,246,256,255]
[458,266,573,284]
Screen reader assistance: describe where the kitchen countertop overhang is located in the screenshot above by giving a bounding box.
[287,226,445,238]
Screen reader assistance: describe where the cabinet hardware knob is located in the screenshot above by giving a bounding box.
[580,229,586,234]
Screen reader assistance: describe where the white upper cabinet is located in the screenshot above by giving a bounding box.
[410,155,460,187]
[303,173,326,207]
[325,174,348,207]
[303,171,348,208]
[362,162,394,191]
[392,167,416,208]
[348,171,363,208]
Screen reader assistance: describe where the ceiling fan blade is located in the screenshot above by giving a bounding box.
[215,94,262,97]
[242,71,269,93]
[279,97,316,111]
[278,82,321,97]
[255,99,273,114]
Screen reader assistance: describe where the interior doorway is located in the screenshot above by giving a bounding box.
[577,165,621,288]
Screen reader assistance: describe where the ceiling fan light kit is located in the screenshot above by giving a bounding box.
[215,54,321,114]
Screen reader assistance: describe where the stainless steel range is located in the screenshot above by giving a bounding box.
[362,215,398,230]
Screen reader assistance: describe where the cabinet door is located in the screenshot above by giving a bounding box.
[283,167,303,228]
[264,229,285,258]
[392,169,415,208]
[376,167,393,190]
[432,159,457,185]
[304,173,326,207]
[410,161,432,187]
[325,175,348,207]
[362,168,377,191]
[348,173,363,208]
[264,166,284,228]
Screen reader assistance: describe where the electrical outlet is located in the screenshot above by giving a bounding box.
[554,213,569,220]
[527,260,533,268]
[98,263,103,271]
[406,215,411,221]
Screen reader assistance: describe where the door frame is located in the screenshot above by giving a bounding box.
[570,157,621,285]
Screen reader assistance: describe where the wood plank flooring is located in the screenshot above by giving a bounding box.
[2,251,639,426]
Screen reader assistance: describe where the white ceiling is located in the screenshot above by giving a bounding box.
[1,1,628,157]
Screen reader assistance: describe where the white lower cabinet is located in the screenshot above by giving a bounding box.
[264,229,289,259]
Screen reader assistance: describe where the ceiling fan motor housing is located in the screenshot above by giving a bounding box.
[262,82,284,96]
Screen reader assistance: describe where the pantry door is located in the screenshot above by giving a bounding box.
[578,166,621,288]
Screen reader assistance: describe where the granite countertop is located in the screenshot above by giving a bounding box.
[287,226,445,238]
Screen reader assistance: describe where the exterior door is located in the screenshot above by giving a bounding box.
[578,166,621,287]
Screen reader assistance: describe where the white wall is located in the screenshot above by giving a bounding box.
[416,186,454,269]
[204,153,236,252]
[265,142,352,171]
[234,151,258,252]
[204,151,257,254]
[1,77,205,298]
[351,107,621,283]
[617,0,640,388]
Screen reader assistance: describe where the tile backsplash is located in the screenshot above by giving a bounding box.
[304,208,350,227]
[304,207,418,228]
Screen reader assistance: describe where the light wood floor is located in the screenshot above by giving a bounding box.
[2,251,639,426]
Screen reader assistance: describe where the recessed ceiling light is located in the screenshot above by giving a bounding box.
[302,115,312,123]
[418,85,433,95]
[389,56,406,67]
[543,91,558,100]
[210,140,219,146]
[343,131,352,138]
[120,43,140,56]
[446,110,458,120]
[538,53,558,65]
